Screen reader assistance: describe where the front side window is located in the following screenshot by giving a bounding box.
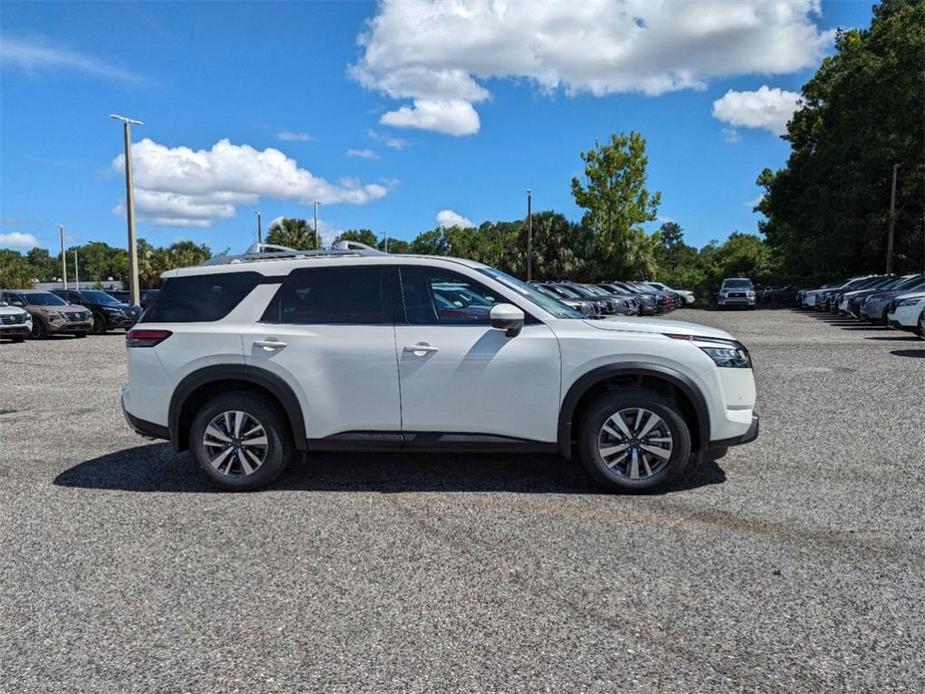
[261,266,397,325]
[143,272,261,323]
[401,266,507,324]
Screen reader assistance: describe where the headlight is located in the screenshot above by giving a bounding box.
[897,298,922,308]
[746,291,755,298]
[699,345,752,368]
[47,311,64,320]
[666,334,752,368]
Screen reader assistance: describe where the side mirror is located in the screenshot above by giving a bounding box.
[490,303,524,337]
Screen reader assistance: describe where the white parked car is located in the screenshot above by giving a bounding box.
[122,243,759,492]
[0,298,32,342]
[644,281,695,305]
[886,292,925,336]
[717,278,756,309]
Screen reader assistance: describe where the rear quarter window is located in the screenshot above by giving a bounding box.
[142,272,261,323]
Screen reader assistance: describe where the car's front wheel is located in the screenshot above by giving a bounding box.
[92,313,107,335]
[30,319,46,339]
[918,308,925,340]
[577,388,692,493]
[189,392,293,491]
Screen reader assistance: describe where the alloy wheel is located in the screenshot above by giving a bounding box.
[597,407,673,480]
[202,410,269,477]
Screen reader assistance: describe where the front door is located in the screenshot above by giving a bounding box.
[395,266,560,443]
[241,265,402,441]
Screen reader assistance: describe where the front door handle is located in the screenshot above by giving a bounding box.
[403,342,438,355]
[254,339,287,351]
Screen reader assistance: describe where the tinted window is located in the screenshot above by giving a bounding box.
[81,290,120,304]
[400,266,507,325]
[24,292,68,306]
[261,266,396,325]
[143,272,260,323]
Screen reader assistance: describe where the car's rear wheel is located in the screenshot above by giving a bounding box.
[578,388,692,493]
[189,391,292,491]
[30,319,46,339]
[11,336,25,343]
[74,331,87,338]
[918,309,925,340]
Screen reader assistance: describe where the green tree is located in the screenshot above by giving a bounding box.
[165,240,211,269]
[571,132,661,278]
[0,250,36,289]
[334,229,378,247]
[25,247,58,282]
[409,229,448,255]
[757,0,924,278]
[266,218,319,250]
[379,237,410,253]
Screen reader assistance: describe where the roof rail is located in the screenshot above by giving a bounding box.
[199,239,387,267]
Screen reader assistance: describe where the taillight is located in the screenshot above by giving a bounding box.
[126,328,172,348]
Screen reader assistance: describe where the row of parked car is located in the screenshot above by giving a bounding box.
[529,280,694,317]
[0,288,159,341]
[798,273,925,337]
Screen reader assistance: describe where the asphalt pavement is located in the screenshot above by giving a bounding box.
[1,308,923,693]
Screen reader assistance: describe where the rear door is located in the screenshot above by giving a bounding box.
[241,265,402,441]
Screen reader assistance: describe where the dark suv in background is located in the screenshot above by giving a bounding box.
[52,289,142,334]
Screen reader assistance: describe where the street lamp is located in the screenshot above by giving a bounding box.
[526,189,533,281]
[255,210,263,245]
[110,114,143,306]
[313,202,320,249]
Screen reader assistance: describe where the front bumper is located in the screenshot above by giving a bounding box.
[707,414,759,457]
[0,324,30,337]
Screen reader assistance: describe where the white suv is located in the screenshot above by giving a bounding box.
[122,243,758,492]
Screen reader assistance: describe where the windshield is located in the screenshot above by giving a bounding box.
[893,274,925,291]
[546,284,581,299]
[722,279,752,289]
[81,290,120,305]
[477,268,582,319]
[24,292,68,306]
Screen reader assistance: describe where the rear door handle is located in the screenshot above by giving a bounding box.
[254,339,287,351]
[403,343,438,355]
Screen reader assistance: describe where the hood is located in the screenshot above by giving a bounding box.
[0,304,28,316]
[584,316,734,341]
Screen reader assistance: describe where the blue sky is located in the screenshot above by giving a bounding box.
[1,1,872,255]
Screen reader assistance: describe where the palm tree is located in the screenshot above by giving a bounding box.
[266,218,318,250]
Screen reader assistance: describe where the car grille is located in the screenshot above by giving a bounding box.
[729,292,746,298]
[1,314,25,324]
[65,312,88,322]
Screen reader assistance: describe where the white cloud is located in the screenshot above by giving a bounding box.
[369,130,408,150]
[111,138,388,228]
[0,232,39,249]
[346,148,380,160]
[0,35,141,83]
[436,209,474,229]
[721,128,742,143]
[352,0,831,135]
[277,131,313,142]
[712,85,802,135]
[380,99,480,136]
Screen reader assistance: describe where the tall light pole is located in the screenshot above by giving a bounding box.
[255,210,263,245]
[526,189,533,281]
[313,202,320,249]
[74,250,79,288]
[886,164,900,274]
[110,114,143,306]
[59,225,67,290]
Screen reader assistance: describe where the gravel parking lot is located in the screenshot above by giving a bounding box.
[1,309,923,693]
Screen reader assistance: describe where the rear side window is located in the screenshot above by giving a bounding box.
[143,272,261,323]
[261,266,397,324]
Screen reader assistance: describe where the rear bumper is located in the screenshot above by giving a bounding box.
[122,394,170,441]
[707,414,759,457]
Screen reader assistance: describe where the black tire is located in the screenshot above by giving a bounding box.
[12,336,25,343]
[91,313,107,335]
[74,332,87,338]
[577,387,692,493]
[189,391,293,491]
[30,318,46,339]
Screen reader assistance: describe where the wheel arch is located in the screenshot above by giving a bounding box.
[169,365,307,452]
[558,363,710,459]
